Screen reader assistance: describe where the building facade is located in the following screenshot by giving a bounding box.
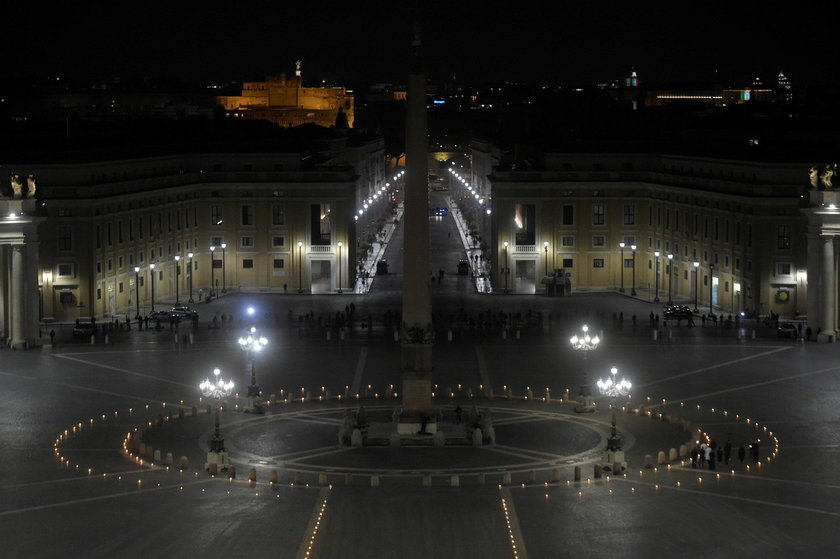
[7,136,386,326]
[469,148,810,319]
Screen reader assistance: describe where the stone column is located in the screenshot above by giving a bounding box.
[806,233,820,338]
[25,239,40,344]
[818,235,836,342]
[10,245,25,349]
[0,246,7,341]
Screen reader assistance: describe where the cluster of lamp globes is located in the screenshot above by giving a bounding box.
[355,170,403,222]
[449,167,490,215]
[238,326,268,353]
[199,368,234,399]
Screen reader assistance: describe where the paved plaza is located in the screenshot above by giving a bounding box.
[2,204,839,558]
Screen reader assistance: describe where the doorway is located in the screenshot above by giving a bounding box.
[310,260,332,294]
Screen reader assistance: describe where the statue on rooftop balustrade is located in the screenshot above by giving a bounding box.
[10,173,23,199]
[821,164,836,190]
[26,175,36,198]
[809,166,820,188]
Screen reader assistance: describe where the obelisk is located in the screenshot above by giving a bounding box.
[400,26,434,420]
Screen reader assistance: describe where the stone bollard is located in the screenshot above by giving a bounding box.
[526,387,534,400]
[652,329,658,341]
[668,328,673,340]
[138,442,146,456]
[228,466,236,479]
[613,462,622,473]
[594,464,602,478]
[319,473,328,486]
[433,431,445,447]
[422,474,432,488]
[478,473,486,485]
[657,451,667,464]
[472,428,483,447]
[502,472,512,485]
[669,448,678,461]
[574,466,581,481]
[545,389,551,402]
[269,394,276,405]
[371,475,380,487]
[174,334,179,346]
[153,449,161,463]
[351,428,363,447]
[644,454,654,468]
[248,468,256,482]
[90,334,95,345]
[528,470,537,483]
[451,475,460,488]
[389,432,401,447]
[485,427,496,445]
[164,452,173,466]
[208,463,218,476]
[178,456,189,470]
[679,444,688,458]
[550,468,561,483]
[269,470,278,484]
[447,330,453,341]
[293,472,302,484]
[105,334,110,345]
[752,329,757,340]
[189,333,194,345]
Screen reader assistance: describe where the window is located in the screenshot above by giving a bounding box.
[592,235,606,247]
[724,255,729,268]
[211,205,223,226]
[593,259,604,268]
[561,235,575,247]
[704,216,709,238]
[562,205,574,225]
[58,226,73,251]
[624,258,634,268]
[129,218,134,241]
[139,218,144,239]
[273,258,285,269]
[241,205,254,226]
[96,262,102,274]
[623,236,635,246]
[96,225,101,249]
[272,236,285,248]
[118,282,124,294]
[97,288,101,300]
[623,204,635,225]
[211,236,223,247]
[714,218,719,241]
[58,263,73,277]
[118,221,123,243]
[243,259,254,269]
[592,203,605,225]
[513,203,535,245]
[273,204,286,226]
[747,224,752,248]
[777,225,791,249]
[241,236,254,248]
[776,262,792,276]
[735,222,741,244]
[562,257,574,268]
[735,258,741,270]
[108,259,112,272]
[107,223,112,246]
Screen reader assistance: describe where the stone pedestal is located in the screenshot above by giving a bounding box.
[205,450,230,472]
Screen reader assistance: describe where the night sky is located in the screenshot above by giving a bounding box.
[6,1,837,86]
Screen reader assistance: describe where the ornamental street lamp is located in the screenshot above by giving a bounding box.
[654,251,661,303]
[297,240,304,294]
[570,324,600,413]
[337,241,343,293]
[188,252,194,303]
[149,263,156,312]
[239,325,268,413]
[503,241,509,294]
[544,241,549,277]
[133,266,141,323]
[630,244,637,296]
[209,246,216,298]
[693,261,700,312]
[199,367,234,471]
[221,243,227,294]
[667,253,674,304]
[619,242,626,293]
[596,366,632,452]
[174,255,181,305]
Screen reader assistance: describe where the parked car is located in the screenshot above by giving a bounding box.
[777,323,799,339]
[663,305,693,319]
[170,306,199,319]
[150,306,199,322]
[72,322,97,337]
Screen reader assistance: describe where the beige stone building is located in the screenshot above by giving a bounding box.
[217,72,354,128]
[469,147,810,319]
[8,134,385,325]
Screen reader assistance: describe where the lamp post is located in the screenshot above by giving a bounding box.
[188,252,194,303]
[297,240,304,294]
[174,255,181,305]
[596,366,632,453]
[209,246,215,299]
[149,263,156,312]
[503,241,509,294]
[134,266,140,322]
[199,367,234,471]
[693,261,700,312]
[619,242,626,293]
[337,241,343,293]
[630,245,637,296]
[709,264,715,316]
[653,251,660,303]
[221,243,227,294]
[667,253,674,304]
[239,325,268,413]
[570,324,600,413]
[543,241,549,277]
